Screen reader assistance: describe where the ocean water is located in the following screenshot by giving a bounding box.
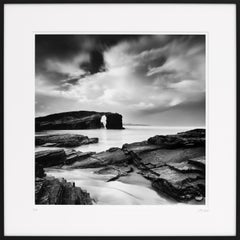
[36,125,196,153]
[37,126,201,204]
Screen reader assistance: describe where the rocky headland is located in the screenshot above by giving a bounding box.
[35,128,205,204]
[35,111,124,131]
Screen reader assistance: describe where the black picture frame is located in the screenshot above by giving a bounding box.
[0,0,238,239]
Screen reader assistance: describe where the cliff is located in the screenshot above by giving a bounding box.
[35,111,124,131]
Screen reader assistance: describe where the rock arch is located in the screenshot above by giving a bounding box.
[100,115,107,128]
[35,111,124,131]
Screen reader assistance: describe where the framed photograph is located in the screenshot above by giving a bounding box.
[2,0,238,238]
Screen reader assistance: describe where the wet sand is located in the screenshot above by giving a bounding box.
[45,167,175,205]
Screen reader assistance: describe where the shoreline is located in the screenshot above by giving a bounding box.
[35,128,206,205]
[45,166,175,205]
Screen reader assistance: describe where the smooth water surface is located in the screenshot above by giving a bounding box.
[36,126,195,152]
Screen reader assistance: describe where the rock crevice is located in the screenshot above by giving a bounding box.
[35,165,93,205]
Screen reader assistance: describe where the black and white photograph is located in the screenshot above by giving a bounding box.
[35,34,206,205]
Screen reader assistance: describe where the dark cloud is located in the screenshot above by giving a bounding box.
[79,50,106,74]
[36,35,82,62]
[36,34,140,76]
[133,55,167,82]
[35,35,205,84]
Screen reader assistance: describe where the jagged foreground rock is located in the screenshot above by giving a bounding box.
[122,129,205,202]
[35,129,206,204]
[35,165,92,205]
[35,177,93,204]
[35,149,66,167]
[66,147,132,169]
[35,149,97,168]
[35,147,131,169]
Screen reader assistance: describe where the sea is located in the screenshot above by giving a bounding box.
[36,125,202,205]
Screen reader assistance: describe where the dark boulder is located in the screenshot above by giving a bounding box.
[65,148,131,169]
[136,147,205,166]
[177,128,205,138]
[35,163,46,178]
[106,113,123,129]
[188,156,206,169]
[148,129,205,148]
[152,176,205,202]
[167,161,204,174]
[35,176,93,205]
[64,150,96,165]
[92,148,131,165]
[150,165,205,201]
[122,141,160,153]
[35,149,66,167]
[35,134,98,148]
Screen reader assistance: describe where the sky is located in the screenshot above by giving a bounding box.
[35,34,205,126]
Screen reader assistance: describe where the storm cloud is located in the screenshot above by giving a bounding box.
[35,34,205,126]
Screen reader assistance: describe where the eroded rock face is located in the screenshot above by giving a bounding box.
[177,129,205,138]
[188,156,206,169]
[148,129,205,148]
[106,113,123,129]
[35,111,124,131]
[152,176,205,202]
[35,149,97,168]
[122,141,161,153]
[35,149,66,167]
[35,163,46,178]
[64,147,131,169]
[35,176,93,205]
[135,147,205,166]
[147,161,205,201]
[35,164,93,205]
[64,150,96,165]
[35,134,98,148]
[122,129,206,202]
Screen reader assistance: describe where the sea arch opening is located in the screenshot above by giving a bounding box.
[101,115,107,129]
